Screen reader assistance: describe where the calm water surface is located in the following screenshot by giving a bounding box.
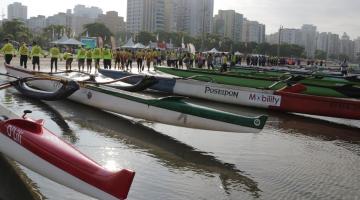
[0,75,359,200]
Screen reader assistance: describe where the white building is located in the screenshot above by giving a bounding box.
[340,32,355,59]
[126,0,165,33]
[73,5,102,19]
[242,19,265,43]
[280,28,302,46]
[213,10,243,42]
[327,33,340,57]
[354,37,360,59]
[7,2,27,21]
[46,12,72,29]
[316,32,328,52]
[301,24,317,58]
[97,11,126,34]
[27,15,46,33]
[176,0,214,37]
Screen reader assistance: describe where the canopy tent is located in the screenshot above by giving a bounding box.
[133,43,146,49]
[234,51,244,56]
[59,38,85,46]
[205,48,220,54]
[50,35,69,44]
[121,37,135,48]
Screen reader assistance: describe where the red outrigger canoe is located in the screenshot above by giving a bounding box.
[0,108,135,200]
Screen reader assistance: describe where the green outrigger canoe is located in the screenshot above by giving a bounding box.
[155,66,360,98]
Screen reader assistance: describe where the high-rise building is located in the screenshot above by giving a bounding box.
[340,32,355,59]
[301,24,317,58]
[280,28,302,46]
[316,32,328,52]
[73,5,103,19]
[46,12,72,30]
[7,2,27,21]
[213,10,243,42]
[327,33,340,57]
[27,15,46,33]
[242,19,265,43]
[176,0,214,36]
[164,0,177,32]
[97,11,126,34]
[354,37,360,59]
[126,0,165,33]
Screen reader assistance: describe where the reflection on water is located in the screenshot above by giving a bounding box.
[0,82,359,200]
[48,100,261,197]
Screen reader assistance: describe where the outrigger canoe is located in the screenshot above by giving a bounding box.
[99,69,360,120]
[0,106,135,200]
[6,65,267,133]
[155,66,360,98]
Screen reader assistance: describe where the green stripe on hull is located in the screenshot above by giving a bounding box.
[87,86,267,130]
[156,67,347,98]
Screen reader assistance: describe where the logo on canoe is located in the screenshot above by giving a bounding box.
[6,124,24,144]
[248,93,281,107]
[254,119,261,127]
[204,86,239,98]
[87,91,92,99]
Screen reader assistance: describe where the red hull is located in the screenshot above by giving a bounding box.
[0,117,135,199]
[272,90,360,120]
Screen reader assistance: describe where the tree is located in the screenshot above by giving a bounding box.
[1,19,32,43]
[43,25,70,41]
[315,50,327,60]
[82,23,113,44]
[136,31,156,45]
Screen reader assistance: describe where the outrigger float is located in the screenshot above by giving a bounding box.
[6,65,267,133]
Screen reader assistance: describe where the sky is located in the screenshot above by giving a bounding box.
[1,0,360,39]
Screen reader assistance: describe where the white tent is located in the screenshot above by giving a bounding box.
[133,43,146,49]
[122,37,135,48]
[50,35,69,44]
[60,38,85,46]
[234,51,244,56]
[206,48,220,54]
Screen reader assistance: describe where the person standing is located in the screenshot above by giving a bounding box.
[86,48,93,73]
[114,48,121,70]
[145,50,153,71]
[103,45,112,70]
[77,46,86,72]
[31,41,42,71]
[93,47,102,71]
[220,53,228,72]
[207,53,214,70]
[1,38,15,64]
[49,45,60,73]
[340,59,349,77]
[63,48,73,71]
[19,42,29,69]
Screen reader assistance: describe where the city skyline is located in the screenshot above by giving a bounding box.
[1,0,359,38]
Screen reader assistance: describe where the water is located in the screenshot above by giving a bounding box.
[0,72,359,200]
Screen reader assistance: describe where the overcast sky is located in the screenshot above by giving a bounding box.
[1,0,359,39]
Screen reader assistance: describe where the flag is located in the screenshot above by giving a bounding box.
[110,36,116,49]
[98,37,104,48]
[52,28,55,40]
[86,31,89,37]
[156,33,159,42]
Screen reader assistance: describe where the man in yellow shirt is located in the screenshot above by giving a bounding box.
[1,38,15,64]
[18,42,29,69]
[31,41,42,71]
[49,45,60,73]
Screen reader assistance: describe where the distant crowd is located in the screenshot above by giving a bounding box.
[1,38,333,74]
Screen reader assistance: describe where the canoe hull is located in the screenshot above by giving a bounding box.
[0,116,134,200]
[7,66,266,133]
[99,69,360,120]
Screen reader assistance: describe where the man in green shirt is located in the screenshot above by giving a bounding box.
[19,42,29,69]
[1,38,15,64]
[93,47,102,72]
[50,45,60,73]
[77,46,86,72]
[31,41,42,71]
[86,48,93,73]
[103,45,112,69]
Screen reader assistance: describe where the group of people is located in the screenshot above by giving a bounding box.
[1,39,43,70]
